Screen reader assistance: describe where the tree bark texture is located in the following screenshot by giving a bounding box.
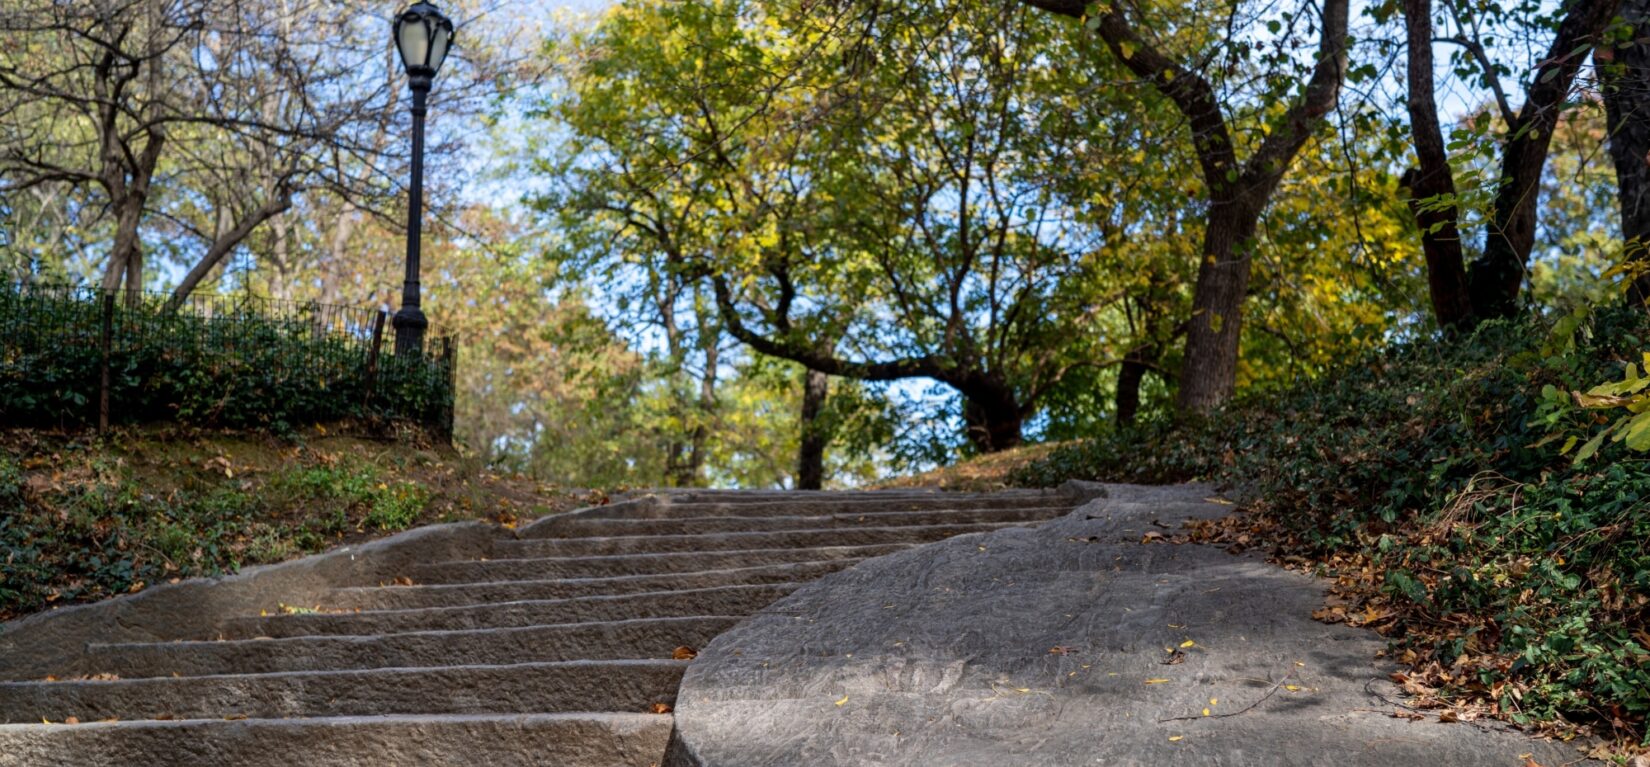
[1019,0,1350,414]
[1402,0,1476,327]
[1466,0,1623,318]
[796,369,829,490]
[1601,0,1650,303]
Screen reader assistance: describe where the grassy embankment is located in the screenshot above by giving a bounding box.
[0,426,600,622]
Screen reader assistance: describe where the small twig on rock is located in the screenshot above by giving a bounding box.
[1363,677,1420,711]
[1157,669,1297,723]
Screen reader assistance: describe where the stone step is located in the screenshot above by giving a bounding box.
[222,584,797,639]
[535,505,1073,538]
[412,544,907,583]
[496,522,1024,558]
[0,712,673,767]
[585,494,1068,520]
[647,489,1058,505]
[84,616,740,679]
[325,561,854,611]
[0,659,685,724]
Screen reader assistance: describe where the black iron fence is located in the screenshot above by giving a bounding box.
[0,283,455,436]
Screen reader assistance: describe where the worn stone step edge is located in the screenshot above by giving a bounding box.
[82,615,742,679]
[224,583,798,639]
[0,521,500,681]
[645,489,1060,504]
[0,659,687,724]
[534,494,1073,527]
[0,712,674,767]
[531,505,1074,538]
[495,522,1030,557]
[411,544,911,582]
[325,560,858,610]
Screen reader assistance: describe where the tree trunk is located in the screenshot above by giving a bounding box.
[960,379,1024,453]
[101,198,145,297]
[1466,0,1622,318]
[1601,0,1650,303]
[123,244,144,307]
[796,368,829,490]
[1176,201,1259,415]
[1115,345,1156,427]
[684,331,718,487]
[1402,0,1475,327]
[169,194,292,307]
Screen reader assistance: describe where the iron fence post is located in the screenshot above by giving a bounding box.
[99,292,114,432]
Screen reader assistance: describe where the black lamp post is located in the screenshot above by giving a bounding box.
[391,2,454,355]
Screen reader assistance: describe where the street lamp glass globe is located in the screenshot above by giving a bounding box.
[393,3,454,76]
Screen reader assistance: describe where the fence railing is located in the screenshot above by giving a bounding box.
[0,283,455,437]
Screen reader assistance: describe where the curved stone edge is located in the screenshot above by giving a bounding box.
[516,495,663,537]
[519,485,1103,540]
[666,483,1593,767]
[659,487,1122,767]
[0,520,499,679]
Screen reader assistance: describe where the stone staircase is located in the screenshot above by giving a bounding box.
[0,488,1083,766]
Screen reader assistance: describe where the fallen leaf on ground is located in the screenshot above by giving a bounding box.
[1144,678,1170,685]
[650,703,673,714]
[835,695,849,706]
[672,646,698,660]
[1168,735,1184,742]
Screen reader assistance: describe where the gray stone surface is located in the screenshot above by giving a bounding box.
[0,521,495,680]
[0,488,1085,764]
[499,522,1032,557]
[411,544,908,582]
[0,712,674,767]
[0,659,685,722]
[84,615,741,677]
[219,583,800,638]
[671,484,1592,767]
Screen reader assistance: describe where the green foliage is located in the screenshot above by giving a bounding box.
[366,482,431,531]
[0,286,453,433]
[529,0,1422,460]
[0,436,474,620]
[1014,306,1650,738]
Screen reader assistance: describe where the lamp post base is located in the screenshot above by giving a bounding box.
[392,305,428,355]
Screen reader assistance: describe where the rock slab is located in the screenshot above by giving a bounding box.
[670,484,1589,767]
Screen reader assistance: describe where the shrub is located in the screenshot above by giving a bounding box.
[0,285,454,434]
[1013,306,1650,742]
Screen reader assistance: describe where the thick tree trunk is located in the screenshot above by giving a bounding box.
[1402,0,1475,327]
[101,199,145,297]
[796,369,829,490]
[1466,0,1622,318]
[1176,201,1259,414]
[686,335,718,487]
[123,244,144,307]
[1115,345,1156,427]
[960,380,1024,453]
[1601,0,1650,303]
[1019,0,1347,416]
